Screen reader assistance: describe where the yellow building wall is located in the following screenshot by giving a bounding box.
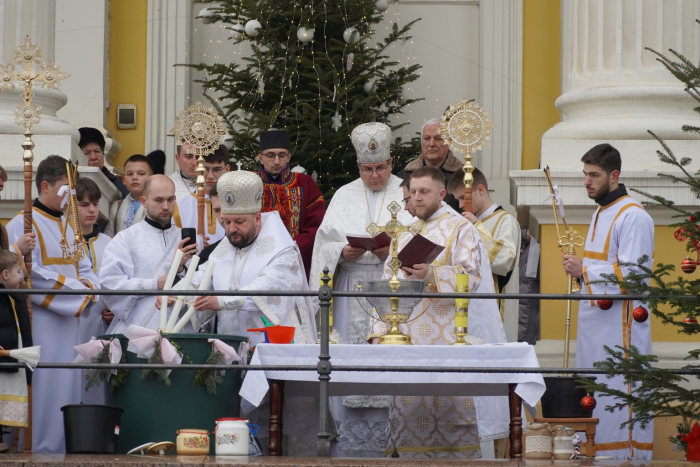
[107,0,148,173]
[540,224,697,343]
[522,0,561,171]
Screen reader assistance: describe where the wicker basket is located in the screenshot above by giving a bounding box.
[523,422,553,459]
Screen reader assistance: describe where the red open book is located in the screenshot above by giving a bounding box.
[397,234,445,268]
[346,232,391,250]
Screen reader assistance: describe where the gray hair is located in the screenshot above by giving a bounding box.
[421,118,442,137]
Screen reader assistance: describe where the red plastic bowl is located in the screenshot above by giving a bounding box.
[247,325,295,344]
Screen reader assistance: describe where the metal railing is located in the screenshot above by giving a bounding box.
[4,270,698,456]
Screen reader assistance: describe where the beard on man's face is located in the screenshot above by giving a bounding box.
[227,228,256,249]
[587,180,611,200]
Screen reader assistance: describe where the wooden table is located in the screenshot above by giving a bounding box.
[239,344,546,458]
[534,417,599,457]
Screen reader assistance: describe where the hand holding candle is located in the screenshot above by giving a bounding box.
[172,259,217,333]
[159,249,184,329]
[165,255,200,331]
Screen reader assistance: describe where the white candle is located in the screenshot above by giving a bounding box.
[159,249,184,329]
[171,259,216,333]
[165,255,200,331]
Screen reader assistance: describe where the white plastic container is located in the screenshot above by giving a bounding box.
[214,418,249,455]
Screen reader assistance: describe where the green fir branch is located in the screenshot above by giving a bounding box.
[141,337,171,386]
[191,350,225,395]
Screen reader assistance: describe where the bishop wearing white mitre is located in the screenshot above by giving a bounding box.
[310,122,412,345]
[99,175,199,333]
[6,155,99,454]
[183,170,317,345]
[370,166,509,459]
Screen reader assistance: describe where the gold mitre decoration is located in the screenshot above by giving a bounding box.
[438,99,495,154]
[170,101,227,157]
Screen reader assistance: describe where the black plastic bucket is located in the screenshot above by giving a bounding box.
[61,403,124,454]
[541,376,596,418]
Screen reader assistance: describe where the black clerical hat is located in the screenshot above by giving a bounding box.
[259,130,289,151]
[78,127,106,150]
[147,150,166,175]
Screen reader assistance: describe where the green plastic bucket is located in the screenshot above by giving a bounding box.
[99,333,246,455]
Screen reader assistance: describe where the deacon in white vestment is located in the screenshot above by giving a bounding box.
[310,122,413,345]
[183,171,316,345]
[100,175,200,334]
[6,155,99,454]
[370,167,508,459]
[169,143,198,200]
[104,154,152,237]
[563,144,654,460]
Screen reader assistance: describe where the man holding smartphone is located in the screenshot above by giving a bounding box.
[99,175,201,333]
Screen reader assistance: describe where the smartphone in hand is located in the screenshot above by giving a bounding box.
[181,228,197,248]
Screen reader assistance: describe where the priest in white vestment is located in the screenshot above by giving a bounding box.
[371,167,509,459]
[104,154,151,237]
[182,170,316,345]
[100,175,200,334]
[310,122,413,345]
[6,155,99,454]
[169,143,198,200]
[563,144,654,460]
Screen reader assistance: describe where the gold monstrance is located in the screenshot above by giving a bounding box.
[438,99,495,343]
[0,36,69,453]
[437,99,495,214]
[171,102,227,235]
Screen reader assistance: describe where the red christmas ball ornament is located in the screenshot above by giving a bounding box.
[581,394,597,411]
[597,298,613,310]
[633,306,649,323]
[683,316,698,325]
[681,257,697,274]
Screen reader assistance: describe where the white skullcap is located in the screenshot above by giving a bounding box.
[216,170,263,215]
[351,122,392,163]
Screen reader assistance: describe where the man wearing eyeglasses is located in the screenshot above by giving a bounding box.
[256,130,325,279]
[398,118,463,212]
[172,146,230,245]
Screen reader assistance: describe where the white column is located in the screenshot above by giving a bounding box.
[541,0,700,170]
[145,0,192,175]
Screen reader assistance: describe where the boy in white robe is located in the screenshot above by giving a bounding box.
[104,154,151,237]
[370,167,508,459]
[100,175,199,333]
[6,155,99,454]
[75,178,113,404]
[562,144,654,460]
[172,146,229,245]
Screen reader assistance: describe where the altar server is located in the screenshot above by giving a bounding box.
[100,175,199,333]
[256,129,326,278]
[562,144,654,460]
[169,143,198,199]
[172,146,228,244]
[448,168,521,296]
[184,171,316,345]
[310,122,413,345]
[6,155,99,454]
[371,167,508,459]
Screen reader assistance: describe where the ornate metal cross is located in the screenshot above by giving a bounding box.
[366,201,421,291]
[558,227,585,370]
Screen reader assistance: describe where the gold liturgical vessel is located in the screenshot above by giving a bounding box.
[451,273,470,345]
[357,201,425,345]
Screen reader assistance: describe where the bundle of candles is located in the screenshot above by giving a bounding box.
[158,250,217,333]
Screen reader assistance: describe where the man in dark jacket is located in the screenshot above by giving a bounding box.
[397,118,462,212]
[78,127,128,198]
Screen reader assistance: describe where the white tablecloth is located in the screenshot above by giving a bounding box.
[239,342,545,410]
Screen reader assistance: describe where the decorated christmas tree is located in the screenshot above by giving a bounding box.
[185,0,423,198]
[580,45,700,442]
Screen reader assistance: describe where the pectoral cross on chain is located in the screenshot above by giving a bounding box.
[366,201,421,280]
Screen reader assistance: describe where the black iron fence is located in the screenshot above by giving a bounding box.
[2,273,698,456]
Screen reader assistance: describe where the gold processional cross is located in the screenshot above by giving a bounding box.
[0,36,70,284]
[558,228,585,370]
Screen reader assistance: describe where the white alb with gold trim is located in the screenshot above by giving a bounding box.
[577,193,654,460]
[370,206,509,458]
[6,206,99,454]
